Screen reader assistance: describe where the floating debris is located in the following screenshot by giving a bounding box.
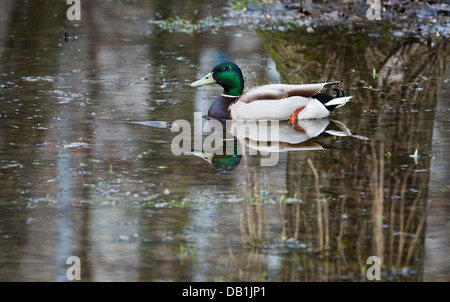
[21,76,57,82]
[64,142,89,149]
[149,16,222,34]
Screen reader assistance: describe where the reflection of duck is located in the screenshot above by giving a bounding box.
[189,137,242,173]
[228,118,335,152]
[188,118,358,172]
[189,62,352,121]
[132,118,363,172]
[129,120,243,173]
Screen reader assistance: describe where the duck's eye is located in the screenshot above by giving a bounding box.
[221,67,228,72]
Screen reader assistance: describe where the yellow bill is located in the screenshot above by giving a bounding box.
[189,72,216,87]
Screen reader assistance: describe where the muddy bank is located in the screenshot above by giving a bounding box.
[227,0,450,38]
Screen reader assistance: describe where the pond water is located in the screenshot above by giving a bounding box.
[0,0,449,282]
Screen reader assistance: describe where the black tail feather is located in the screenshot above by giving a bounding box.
[331,88,345,98]
[313,88,346,112]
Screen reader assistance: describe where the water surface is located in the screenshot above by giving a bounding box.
[0,0,449,281]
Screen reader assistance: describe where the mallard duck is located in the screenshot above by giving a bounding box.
[189,61,352,121]
[187,118,357,171]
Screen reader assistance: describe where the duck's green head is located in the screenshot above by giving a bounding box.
[189,62,244,97]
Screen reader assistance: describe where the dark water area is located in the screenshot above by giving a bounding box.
[0,0,449,281]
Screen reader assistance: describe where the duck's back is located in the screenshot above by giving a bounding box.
[237,83,339,104]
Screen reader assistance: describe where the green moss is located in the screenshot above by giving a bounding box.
[150,16,222,34]
[229,0,262,11]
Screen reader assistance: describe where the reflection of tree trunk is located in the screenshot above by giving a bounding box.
[259,24,447,280]
[378,43,420,84]
[66,0,102,282]
[370,142,384,265]
[424,64,450,281]
[378,39,447,112]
